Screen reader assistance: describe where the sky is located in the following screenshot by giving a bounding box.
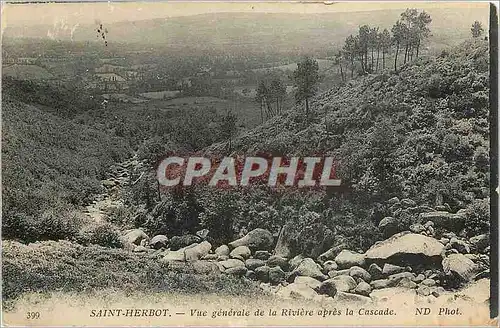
[2,1,490,30]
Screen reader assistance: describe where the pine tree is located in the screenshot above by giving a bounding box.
[471,21,484,38]
[293,57,320,118]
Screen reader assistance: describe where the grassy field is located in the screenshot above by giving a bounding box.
[2,64,54,80]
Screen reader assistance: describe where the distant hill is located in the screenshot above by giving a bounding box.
[3,8,489,54]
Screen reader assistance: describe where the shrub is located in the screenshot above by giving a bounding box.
[464,198,490,236]
[76,223,123,248]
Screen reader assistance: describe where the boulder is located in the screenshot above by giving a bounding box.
[291,258,326,281]
[442,254,479,284]
[170,235,201,251]
[397,277,417,289]
[421,278,436,287]
[388,272,415,285]
[225,266,247,277]
[320,275,356,294]
[218,259,245,271]
[318,244,348,263]
[255,265,271,283]
[335,250,366,269]
[413,274,425,283]
[382,263,405,276]
[370,279,391,289]
[354,281,372,296]
[349,266,371,282]
[289,254,305,271]
[254,250,271,260]
[245,259,266,271]
[378,217,399,238]
[323,260,338,273]
[229,228,274,251]
[418,211,466,233]
[122,229,149,246]
[184,241,212,262]
[416,285,431,296]
[334,291,372,305]
[469,234,489,252]
[195,228,210,240]
[277,283,317,300]
[189,261,221,274]
[230,246,251,260]
[368,263,384,280]
[294,276,322,290]
[273,224,294,258]
[328,269,351,278]
[245,270,256,280]
[267,255,289,271]
[133,245,148,253]
[150,235,169,249]
[269,266,286,284]
[202,254,219,260]
[162,249,186,262]
[215,245,230,256]
[365,232,445,266]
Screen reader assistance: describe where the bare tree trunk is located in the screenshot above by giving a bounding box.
[416,39,420,58]
[350,58,354,78]
[305,97,309,117]
[382,50,385,69]
[404,43,408,64]
[376,48,380,72]
[394,44,399,72]
[339,61,345,82]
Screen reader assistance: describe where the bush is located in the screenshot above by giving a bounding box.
[464,198,490,236]
[76,223,123,248]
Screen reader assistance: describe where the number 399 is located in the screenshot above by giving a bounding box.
[26,312,40,319]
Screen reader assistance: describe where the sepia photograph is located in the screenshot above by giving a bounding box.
[1,1,497,326]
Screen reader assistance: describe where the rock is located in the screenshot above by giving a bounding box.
[328,269,351,278]
[378,217,399,238]
[245,259,266,271]
[217,255,229,261]
[321,275,356,294]
[318,244,347,263]
[442,254,479,284]
[382,263,405,276]
[230,246,251,260]
[421,278,436,287]
[277,283,317,300]
[133,245,148,253]
[162,249,186,262]
[102,179,116,187]
[349,266,371,282]
[401,199,417,208]
[255,266,270,283]
[215,245,230,256]
[368,263,384,280]
[254,250,271,260]
[122,229,149,246]
[439,238,450,245]
[150,235,168,249]
[354,281,371,296]
[291,258,326,281]
[289,254,305,271]
[335,250,366,269]
[409,223,425,234]
[225,266,247,277]
[323,260,338,273]
[170,235,201,251]
[469,234,489,252]
[196,229,210,240]
[387,197,400,205]
[269,266,286,284]
[184,241,212,261]
[365,232,445,266]
[416,285,431,296]
[297,223,334,258]
[432,286,445,298]
[229,228,274,251]
[294,276,321,290]
[245,270,256,280]
[334,291,371,305]
[413,274,425,283]
[267,255,289,271]
[388,272,415,285]
[318,279,338,297]
[202,254,219,260]
[218,259,245,271]
[450,237,470,254]
[370,279,391,289]
[274,224,294,258]
[418,211,466,233]
[397,277,417,289]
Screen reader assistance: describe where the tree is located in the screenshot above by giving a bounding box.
[270,78,287,115]
[221,111,237,151]
[255,80,268,123]
[335,51,345,82]
[343,35,357,78]
[471,21,484,38]
[380,28,392,70]
[358,25,371,73]
[392,20,406,72]
[400,8,418,64]
[414,11,432,58]
[368,27,379,72]
[293,57,320,117]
